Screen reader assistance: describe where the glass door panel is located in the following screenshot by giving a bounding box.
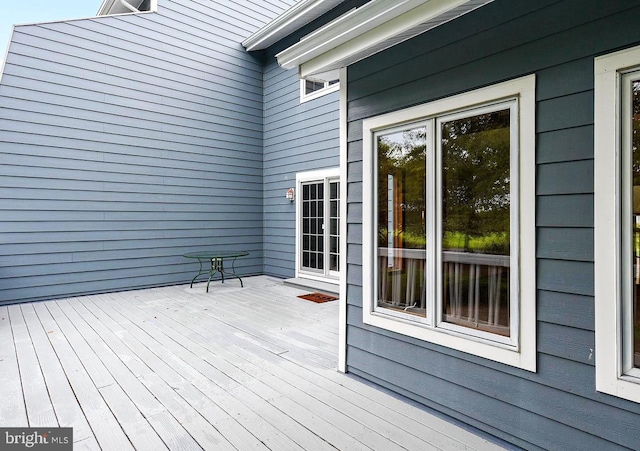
[301,182,324,272]
[300,178,340,278]
[329,181,340,274]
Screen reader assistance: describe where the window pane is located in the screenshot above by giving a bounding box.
[330,218,338,236]
[305,79,325,94]
[330,182,340,272]
[330,181,338,198]
[301,182,324,272]
[441,109,511,336]
[330,254,339,271]
[377,126,427,316]
[632,80,640,368]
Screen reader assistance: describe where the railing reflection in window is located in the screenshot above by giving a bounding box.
[443,251,510,336]
[377,248,509,334]
[378,248,426,315]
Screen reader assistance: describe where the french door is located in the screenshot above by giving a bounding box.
[299,176,340,279]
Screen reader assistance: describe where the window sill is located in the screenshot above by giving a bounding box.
[364,310,535,371]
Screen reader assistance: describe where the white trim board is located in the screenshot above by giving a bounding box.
[338,66,348,373]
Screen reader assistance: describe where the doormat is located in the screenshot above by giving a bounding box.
[298,292,338,303]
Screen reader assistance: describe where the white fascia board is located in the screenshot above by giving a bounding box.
[277,0,481,79]
[242,0,344,51]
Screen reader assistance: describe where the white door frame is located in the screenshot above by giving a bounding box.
[295,167,341,284]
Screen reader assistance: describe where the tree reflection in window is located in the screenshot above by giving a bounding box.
[441,109,511,336]
[377,126,427,315]
[632,80,640,367]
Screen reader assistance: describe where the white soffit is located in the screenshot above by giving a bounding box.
[276,0,493,81]
[243,0,346,51]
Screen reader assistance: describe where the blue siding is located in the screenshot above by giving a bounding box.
[262,60,340,278]
[0,0,295,304]
[344,0,640,449]
[260,0,369,279]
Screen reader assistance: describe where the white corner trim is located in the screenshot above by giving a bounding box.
[338,67,348,373]
[594,44,640,404]
[361,74,536,372]
[277,0,483,77]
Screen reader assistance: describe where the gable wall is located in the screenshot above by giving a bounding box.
[344,0,640,449]
[0,0,294,304]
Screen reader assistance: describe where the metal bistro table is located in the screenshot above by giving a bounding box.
[183,250,249,292]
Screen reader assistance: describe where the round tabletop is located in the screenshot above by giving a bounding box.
[183,250,249,259]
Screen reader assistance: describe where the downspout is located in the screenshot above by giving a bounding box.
[119,0,140,13]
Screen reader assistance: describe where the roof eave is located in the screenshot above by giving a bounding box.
[242,0,345,51]
[276,0,493,81]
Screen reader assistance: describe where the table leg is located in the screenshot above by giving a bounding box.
[206,257,220,293]
[190,258,205,288]
[231,256,243,287]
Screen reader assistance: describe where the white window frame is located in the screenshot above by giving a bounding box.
[300,79,340,103]
[362,75,537,371]
[595,44,640,403]
[295,168,341,284]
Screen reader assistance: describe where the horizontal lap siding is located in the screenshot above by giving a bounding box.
[345,0,640,449]
[0,0,294,304]
[261,0,369,279]
[262,59,340,278]
[261,0,366,279]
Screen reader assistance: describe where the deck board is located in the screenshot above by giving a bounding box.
[20,304,94,441]
[0,276,508,450]
[0,306,29,427]
[32,302,135,450]
[8,305,57,427]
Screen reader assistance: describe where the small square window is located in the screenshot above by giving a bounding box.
[300,78,340,102]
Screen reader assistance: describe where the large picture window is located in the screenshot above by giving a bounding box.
[595,44,640,403]
[363,76,536,370]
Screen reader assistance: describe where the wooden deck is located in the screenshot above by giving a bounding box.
[0,276,507,450]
